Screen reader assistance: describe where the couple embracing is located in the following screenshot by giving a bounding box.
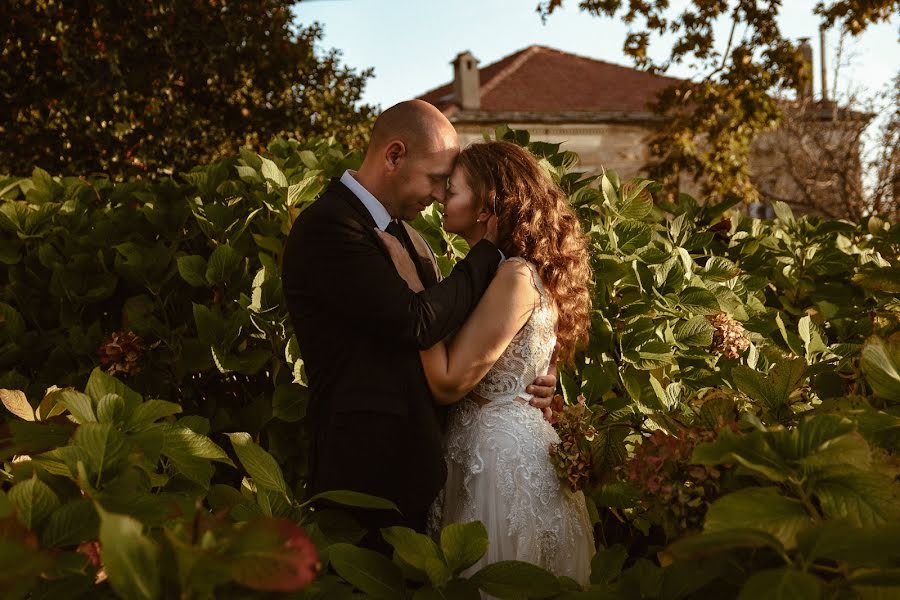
[282,100,595,581]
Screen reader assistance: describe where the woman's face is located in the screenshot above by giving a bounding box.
[441,165,488,239]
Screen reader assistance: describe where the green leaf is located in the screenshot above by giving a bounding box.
[0,302,26,340]
[303,490,399,512]
[85,368,142,414]
[470,561,561,599]
[176,255,208,287]
[811,466,900,526]
[614,221,652,253]
[125,400,183,432]
[732,358,806,413]
[381,526,450,587]
[590,543,627,584]
[58,390,96,423]
[799,316,827,359]
[441,521,489,574]
[259,156,288,187]
[693,428,791,482]
[860,335,900,402]
[772,201,795,224]
[205,244,242,285]
[1,389,34,421]
[287,174,322,207]
[97,504,161,600]
[796,521,900,569]
[667,528,787,560]
[9,475,60,530]
[96,393,125,425]
[673,316,715,347]
[704,487,812,550]
[40,498,99,548]
[329,543,405,599]
[737,568,823,600]
[702,257,740,282]
[226,432,289,499]
[162,426,233,487]
[73,423,128,484]
[271,384,309,422]
[677,287,720,315]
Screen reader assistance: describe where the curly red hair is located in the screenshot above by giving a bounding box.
[457,141,592,364]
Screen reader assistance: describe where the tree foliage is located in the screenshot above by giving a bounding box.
[537,0,900,206]
[0,0,375,178]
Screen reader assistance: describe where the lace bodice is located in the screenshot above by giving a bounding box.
[470,257,557,405]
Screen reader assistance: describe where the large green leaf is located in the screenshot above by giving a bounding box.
[441,521,489,574]
[9,475,60,531]
[811,466,900,526]
[470,561,560,599]
[590,543,627,584]
[205,244,242,285]
[329,543,405,599]
[97,505,161,600]
[176,255,208,287]
[57,390,96,424]
[73,423,128,484]
[162,426,233,487]
[673,316,715,347]
[85,368,142,415]
[731,358,806,413]
[40,498,99,548]
[125,400,183,432]
[704,487,811,549]
[796,521,900,569]
[677,287,720,315]
[667,528,787,561]
[693,428,791,482]
[0,389,33,421]
[303,489,399,512]
[381,526,450,587]
[226,432,289,499]
[860,335,900,402]
[737,568,823,600]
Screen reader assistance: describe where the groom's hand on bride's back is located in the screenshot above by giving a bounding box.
[527,342,559,421]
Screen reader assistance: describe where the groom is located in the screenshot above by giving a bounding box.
[281,100,557,544]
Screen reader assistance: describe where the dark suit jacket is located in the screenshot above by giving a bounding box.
[281,178,499,530]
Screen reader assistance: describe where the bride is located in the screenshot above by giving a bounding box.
[377,141,595,582]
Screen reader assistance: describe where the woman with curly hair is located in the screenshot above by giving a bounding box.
[377,140,595,582]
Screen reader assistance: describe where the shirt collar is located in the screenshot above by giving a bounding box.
[340,170,392,231]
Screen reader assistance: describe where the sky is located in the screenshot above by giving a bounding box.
[294,0,899,111]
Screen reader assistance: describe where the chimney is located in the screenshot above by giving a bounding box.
[820,26,828,102]
[452,51,480,111]
[797,38,813,99]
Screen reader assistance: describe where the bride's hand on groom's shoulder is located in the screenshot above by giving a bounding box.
[375,229,425,292]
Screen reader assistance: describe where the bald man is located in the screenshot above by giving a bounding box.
[281,100,556,547]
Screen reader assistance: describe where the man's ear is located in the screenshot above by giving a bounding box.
[384,140,406,171]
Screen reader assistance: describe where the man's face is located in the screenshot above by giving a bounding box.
[392,135,459,221]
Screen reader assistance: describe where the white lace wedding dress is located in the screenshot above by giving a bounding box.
[429,258,595,583]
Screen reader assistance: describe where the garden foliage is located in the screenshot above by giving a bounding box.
[1,127,898,598]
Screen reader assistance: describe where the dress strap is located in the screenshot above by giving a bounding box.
[503,257,548,309]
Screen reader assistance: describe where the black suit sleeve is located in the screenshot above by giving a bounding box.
[285,209,499,350]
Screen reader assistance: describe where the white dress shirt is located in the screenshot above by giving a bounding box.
[341,170,392,231]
